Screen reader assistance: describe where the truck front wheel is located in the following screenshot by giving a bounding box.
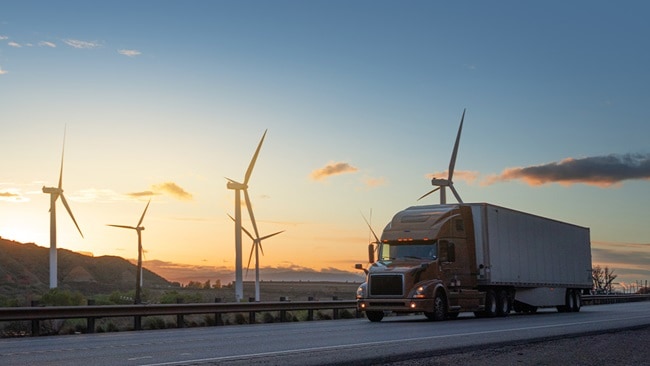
[366,311,384,322]
[425,293,447,321]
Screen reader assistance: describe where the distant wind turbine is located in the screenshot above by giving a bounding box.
[418,109,466,204]
[42,127,84,289]
[226,130,267,302]
[107,200,151,304]
[228,214,284,302]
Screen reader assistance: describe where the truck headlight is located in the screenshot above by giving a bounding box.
[356,283,367,299]
[413,286,426,298]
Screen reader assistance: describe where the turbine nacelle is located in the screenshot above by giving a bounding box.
[430,178,450,186]
[226,179,247,190]
[42,186,61,194]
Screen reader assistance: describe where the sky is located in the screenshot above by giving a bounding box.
[1,1,649,290]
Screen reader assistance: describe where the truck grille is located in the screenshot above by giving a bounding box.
[369,274,403,296]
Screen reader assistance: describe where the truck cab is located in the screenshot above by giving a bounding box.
[356,205,484,322]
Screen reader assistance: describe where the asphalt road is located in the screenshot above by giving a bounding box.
[1,302,649,366]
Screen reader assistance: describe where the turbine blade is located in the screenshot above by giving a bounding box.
[227,213,256,240]
[243,130,267,185]
[107,224,137,230]
[137,199,151,227]
[259,230,284,241]
[258,241,264,257]
[449,185,464,204]
[448,108,465,181]
[360,211,381,244]
[60,193,83,238]
[58,126,67,190]
[244,189,260,241]
[417,187,440,201]
[246,242,255,276]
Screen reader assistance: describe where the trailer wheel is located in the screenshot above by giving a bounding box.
[366,311,384,322]
[572,290,582,312]
[484,290,498,317]
[497,289,511,317]
[425,293,447,321]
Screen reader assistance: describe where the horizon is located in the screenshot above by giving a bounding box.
[1,2,649,289]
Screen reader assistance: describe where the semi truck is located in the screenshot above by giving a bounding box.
[355,203,592,322]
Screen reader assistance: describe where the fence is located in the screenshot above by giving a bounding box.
[0,298,357,336]
[2,294,649,337]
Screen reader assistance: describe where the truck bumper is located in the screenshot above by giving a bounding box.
[357,298,435,313]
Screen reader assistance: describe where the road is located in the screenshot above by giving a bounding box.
[1,302,649,365]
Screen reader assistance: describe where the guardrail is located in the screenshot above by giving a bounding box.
[2,294,649,337]
[581,293,650,305]
[0,299,358,336]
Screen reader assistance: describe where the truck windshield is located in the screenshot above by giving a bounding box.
[379,241,437,261]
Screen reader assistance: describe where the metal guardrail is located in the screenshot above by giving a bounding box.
[2,294,649,337]
[0,299,358,336]
[581,293,650,305]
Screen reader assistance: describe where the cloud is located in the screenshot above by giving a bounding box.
[482,153,650,187]
[117,49,141,57]
[126,190,158,198]
[151,182,193,201]
[0,190,27,202]
[591,241,650,283]
[0,66,7,75]
[310,162,358,181]
[426,170,479,184]
[63,39,101,49]
[0,35,8,40]
[362,176,386,187]
[38,41,56,48]
[8,41,21,48]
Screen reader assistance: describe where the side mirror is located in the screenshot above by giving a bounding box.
[368,243,375,264]
[355,263,368,275]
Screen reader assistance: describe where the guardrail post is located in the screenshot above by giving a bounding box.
[307,296,314,321]
[87,299,96,333]
[280,297,289,322]
[31,300,40,337]
[214,298,223,326]
[177,298,185,328]
[332,296,339,320]
[249,297,256,324]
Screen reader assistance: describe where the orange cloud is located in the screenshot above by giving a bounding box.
[426,170,479,184]
[482,153,650,187]
[310,162,358,181]
[152,182,193,201]
[125,182,193,201]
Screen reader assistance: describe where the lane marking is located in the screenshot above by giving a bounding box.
[141,314,650,366]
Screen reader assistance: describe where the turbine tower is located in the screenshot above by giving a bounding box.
[42,127,84,289]
[228,214,284,302]
[226,130,267,302]
[418,109,466,204]
[107,199,151,304]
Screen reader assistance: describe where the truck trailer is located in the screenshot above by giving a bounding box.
[355,203,592,322]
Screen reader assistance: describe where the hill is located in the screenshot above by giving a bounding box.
[0,237,172,299]
[0,237,364,304]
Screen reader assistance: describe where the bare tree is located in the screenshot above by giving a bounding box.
[592,265,617,294]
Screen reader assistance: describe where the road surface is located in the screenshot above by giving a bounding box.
[1,302,649,365]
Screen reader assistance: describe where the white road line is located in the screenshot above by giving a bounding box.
[141,314,650,366]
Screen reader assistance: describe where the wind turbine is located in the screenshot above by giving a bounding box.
[226,130,267,302]
[361,211,381,262]
[107,199,151,304]
[418,109,466,204]
[42,127,84,289]
[228,214,284,302]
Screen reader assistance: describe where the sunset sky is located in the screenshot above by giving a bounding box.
[1,1,649,289]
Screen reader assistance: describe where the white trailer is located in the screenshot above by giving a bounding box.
[356,203,593,321]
